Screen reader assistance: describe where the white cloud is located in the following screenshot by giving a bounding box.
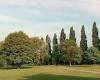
[0,0,99,46]
[0,0,70,7]
[0,0,100,16]
[77,0,100,16]
[0,0,99,8]
[0,15,18,23]
[0,20,98,47]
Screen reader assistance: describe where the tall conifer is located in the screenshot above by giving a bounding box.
[69,27,76,42]
[60,28,66,43]
[52,33,59,65]
[92,22,99,49]
[80,25,87,51]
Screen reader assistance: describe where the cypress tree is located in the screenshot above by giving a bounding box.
[69,27,76,42]
[53,34,58,49]
[46,35,52,64]
[80,25,87,52]
[60,28,66,43]
[46,35,51,55]
[92,22,99,49]
[52,33,59,65]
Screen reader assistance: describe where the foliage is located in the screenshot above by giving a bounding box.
[84,47,100,64]
[0,55,7,68]
[52,33,60,65]
[2,31,33,68]
[92,22,99,49]
[80,25,88,64]
[46,35,52,64]
[59,40,82,65]
[0,22,100,67]
[30,37,49,65]
[60,28,66,43]
[69,27,76,42]
[46,35,51,55]
[80,25,87,52]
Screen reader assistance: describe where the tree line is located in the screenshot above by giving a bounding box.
[0,22,100,68]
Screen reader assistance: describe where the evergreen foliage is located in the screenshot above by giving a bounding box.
[52,33,60,65]
[69,27,76,42]
[92,22,99,49]
[60,28,66,43]
[0,22,100,68]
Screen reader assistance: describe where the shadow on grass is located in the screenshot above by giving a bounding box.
[0,66,33,70]
[25,74,100,80]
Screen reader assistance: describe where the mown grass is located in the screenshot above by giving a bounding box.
[67,65,100,72]
[26,74,100,80]
[0,65,100,80]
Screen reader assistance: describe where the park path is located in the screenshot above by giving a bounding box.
[63,67,100,75]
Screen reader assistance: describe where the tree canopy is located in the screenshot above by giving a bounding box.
[0,22,100,68]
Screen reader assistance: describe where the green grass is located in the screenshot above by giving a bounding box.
[67,65,100,72]
[0,65,100,80]
[26,74,100,80]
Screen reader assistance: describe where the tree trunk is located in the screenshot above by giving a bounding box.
[16,63,21,69]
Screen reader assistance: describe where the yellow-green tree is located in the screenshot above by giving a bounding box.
[2,31,33,68]
[60,40,81,66]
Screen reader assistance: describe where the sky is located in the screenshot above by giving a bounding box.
[0,0,100,46]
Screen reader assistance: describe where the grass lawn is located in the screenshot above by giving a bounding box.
[0,65,100,80]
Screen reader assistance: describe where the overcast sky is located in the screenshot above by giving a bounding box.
[0,0,100,46]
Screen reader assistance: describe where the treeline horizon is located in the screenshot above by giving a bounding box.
[0,21,100,68]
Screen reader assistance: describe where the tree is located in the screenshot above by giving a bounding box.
[0,55,7,68]
[60,28,66,43]
[52,33,60,65]
[46,35,51,55]
[80,25,87,51]
[69,27,76,42]
[80,25,88,64]
[7,45,33,67]
[30,37,49,65]
[59,28,66,65]
[92,22,99,49]
[85,47,100,64]
[0,41,7,68]
[60,40,81,66]
[2,31,33,68]
[46,35,52,64]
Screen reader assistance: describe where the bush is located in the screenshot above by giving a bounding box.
[0,56,7,68]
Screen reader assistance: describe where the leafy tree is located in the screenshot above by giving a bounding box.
[60,28,66,43]
[2,31,33,68]
[92,22,99,49]
[0,41,7,68]
[30,37,49,65]
[7,45,33,67]
[0,55,7,68]
[84,47,100,64]
[69,27,76,42]
[52,33,60,65]
[4,31,30,47]
[60,40,81,66]
[0,22,100,67]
